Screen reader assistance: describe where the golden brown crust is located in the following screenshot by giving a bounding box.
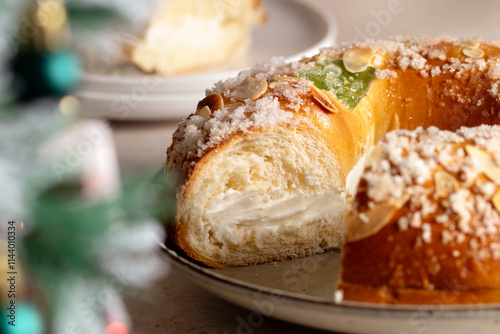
[338,225,500,305]
[340,213,500,297]
[167,222,228,269]
[338,281,500,305]
[340,128,500,304]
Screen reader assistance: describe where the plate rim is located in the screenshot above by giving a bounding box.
[160,240,500,315]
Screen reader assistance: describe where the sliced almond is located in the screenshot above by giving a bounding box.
[272,75,302,83]
[196,106,211,119]
[465,145,500,183]
[343,47,374,73]
[394,35,410,43]
[226,102,245,113]
[462,48,484,59]
[492,189,500,213]
[231,77,268,101]
[389,192,411,209]
[441,199,451,208]
[269,81,288,89]
[310,85,338,113]
[346,203,399,243]
[434,170,459,198]
[197,93,224,112]
[323,63,342,76]
[461,40,481,49]
[389,113,400,131]
[165,153,175,168]
[365,145,385,166]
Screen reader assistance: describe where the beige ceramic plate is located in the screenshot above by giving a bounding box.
[161,240,500,334]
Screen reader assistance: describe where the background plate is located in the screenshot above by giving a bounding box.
[77,0,338,121]
[161,240,500,334]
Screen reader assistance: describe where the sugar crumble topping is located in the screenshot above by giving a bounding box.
[169,94,298,171]
[169,36,500,178]
[359,125,500,261]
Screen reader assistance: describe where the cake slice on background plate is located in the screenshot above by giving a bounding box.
[131,0,266,75]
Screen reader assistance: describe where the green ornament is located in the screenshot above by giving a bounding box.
[297,59,376,110]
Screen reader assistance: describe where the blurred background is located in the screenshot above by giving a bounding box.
[319,0,500,41]
[2,0,500,333]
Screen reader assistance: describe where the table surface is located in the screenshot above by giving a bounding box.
[111,1,500,332]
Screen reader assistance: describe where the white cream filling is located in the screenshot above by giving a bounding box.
[204,188,347,244]
[144,17,224,50]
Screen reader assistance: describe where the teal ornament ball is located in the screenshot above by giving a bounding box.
[11,50,81,101]
[43,52,81,95]
[1,302,44,334]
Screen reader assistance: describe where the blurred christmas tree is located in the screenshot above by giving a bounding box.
[0,1,175,333]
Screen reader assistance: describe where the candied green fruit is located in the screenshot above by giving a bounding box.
[297,59,376,110]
